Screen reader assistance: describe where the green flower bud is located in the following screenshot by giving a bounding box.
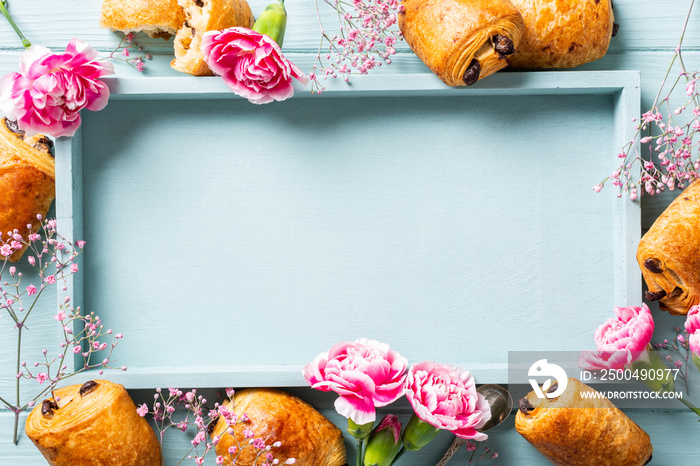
[401,414,441,452]
[348,418,374,441]
[364,415,402,466]
[629,347,675,393]
[252,0,287,47]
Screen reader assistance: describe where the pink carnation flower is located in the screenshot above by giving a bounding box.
[686,306,700,357]
[579,304,655,370]
[404,361,491,441]
[201,27,308,105]
[303,338,407,425]
[0,38,114,137]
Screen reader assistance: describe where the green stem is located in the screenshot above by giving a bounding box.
[678,396,700,417]
[356,437,364,466]
[0,1,31,49]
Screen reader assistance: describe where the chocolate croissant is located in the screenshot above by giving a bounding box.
[171,0,254,76]
[399,0,525,86]
[25,380,162,466]
[211,388,346,466]
[515,378,653,466]
[637,179,700,315]
[508,0,616,69]
[0,118,55,262]
[100,0,186,39]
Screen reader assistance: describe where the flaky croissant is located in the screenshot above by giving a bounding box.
[508,0,617,69]
[171,0,254,76]
[0,118,55,262]
[211,388,346,466]
[25,380,162,466]
[637,179,700,315]
[399,0,525,86]
[515,378,653,466]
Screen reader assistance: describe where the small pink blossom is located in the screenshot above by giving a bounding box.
[0,244,12,257]
[303,338,407,425]
[404,361,491,441]
[27,256,36,266]
[201,28,308,105]
[26,284,37,296]
[137,403,148,417]
[70,263,79,273]
[55,311,66,321]
[579,304,655,370]
[36,372,48,384]
[0,39,114,137]
[44,275,56,284]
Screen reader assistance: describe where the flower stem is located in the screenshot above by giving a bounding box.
[678,396,700,417]
[0,1,31,49]
[356,437,364,466]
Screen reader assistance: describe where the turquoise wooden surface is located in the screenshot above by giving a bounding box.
[0,0,698,465]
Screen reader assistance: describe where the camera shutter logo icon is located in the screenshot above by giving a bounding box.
[528,359,568,399]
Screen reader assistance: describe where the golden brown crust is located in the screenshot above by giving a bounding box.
[637,179,700,315]
[508,0,614,68]
[171,0,255,76]
[0,119,55,262]
[25,380,162,466]
[399,0,525,86]
[515,378,653,466]
[212,388,346,466]
[100,0,186,39]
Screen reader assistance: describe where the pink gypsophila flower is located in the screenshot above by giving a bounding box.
[0,38,114,137]
[404,361,491,441]
[579,304,655,370]
[303,338,407,425]
[201,28,308,105]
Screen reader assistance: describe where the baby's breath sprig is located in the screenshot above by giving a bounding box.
[598,0,700,199]
[107,32,152,72]
[310,0,404,94]
[1,216,125,445]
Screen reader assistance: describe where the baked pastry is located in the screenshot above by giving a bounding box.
[508,0,617,69]
[171,0,255,76]
[99,0,186,39]
[25,380,162,466]
[211,388,346,466]
[515,378,653,466]
[0,118,55,262]
[637,179,700,315]
[398,0,525,86]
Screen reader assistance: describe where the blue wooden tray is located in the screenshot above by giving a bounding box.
[51,70,641,390]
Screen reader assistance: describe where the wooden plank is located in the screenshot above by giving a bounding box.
[0,0,696,53]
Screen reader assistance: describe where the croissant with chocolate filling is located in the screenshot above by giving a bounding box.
[637,179,700,315]
[100,0,186,39]
[0,118,55,262]
[171,0,254,76]
[508,0,617,69]
[399,0,525,86]
[211,388,346,466]
[515,378,653,466]
[25,380,162,466]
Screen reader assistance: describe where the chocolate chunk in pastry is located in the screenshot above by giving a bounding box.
[398,0,525,86]
[0,118,55,262]
[100,0,186,39]
[515,378,653,466]
[211,388,346,466]
[637,179,700,315]
[25,380,162,466]
[171,0,255,76]
[508,0,616,69]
